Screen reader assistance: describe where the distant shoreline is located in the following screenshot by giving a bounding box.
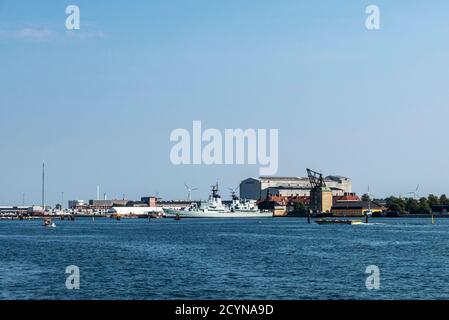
[1,214,449,220]
[287,213,449,219]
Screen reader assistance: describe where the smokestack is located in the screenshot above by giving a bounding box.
[97,185,100,201]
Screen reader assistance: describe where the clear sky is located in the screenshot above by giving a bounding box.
[1,0,449,205]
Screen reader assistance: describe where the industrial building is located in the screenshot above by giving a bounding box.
[111,206,162,215]
[0,206,31,215]
[0,206,48,216]
[88,199,151,210]
[88,200,115,210]
[240,175,352,200]
[331,201,385,216]
[141,197,158,207]
[157,200,198,209]
[68,200,88,210]
[431,205,449,214]
[67,196,159,212]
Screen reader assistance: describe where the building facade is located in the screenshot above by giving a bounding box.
[239,178,262,200]
[240,175,352,200]
[141,196,158,207]
[331,201,384,216]
[89,200,114,210]
[0,206,31,215]
[68,200,88,210]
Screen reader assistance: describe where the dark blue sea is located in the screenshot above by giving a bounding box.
[1,217,448,300]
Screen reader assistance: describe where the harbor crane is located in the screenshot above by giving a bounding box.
[306,168,332,216]
[306,168,327,191]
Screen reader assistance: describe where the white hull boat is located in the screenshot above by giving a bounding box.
[163,208,273,218]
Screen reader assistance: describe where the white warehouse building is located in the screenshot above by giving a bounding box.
[111,206,163,215]
[239,175,352,200]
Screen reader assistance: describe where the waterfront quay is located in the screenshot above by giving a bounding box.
[2,170,449,220]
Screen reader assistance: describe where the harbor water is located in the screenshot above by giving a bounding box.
[1,217,449,300]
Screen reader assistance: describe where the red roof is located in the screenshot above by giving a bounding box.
[334,194,360,202]
[258,195,310,206]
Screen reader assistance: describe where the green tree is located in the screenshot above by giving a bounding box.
[405,198,420,214]
[293,202,308,215]
[361,193,370,202]
[428,194,440,207]
[419,197,431,214]
[439,194,449,206]
[386,196,405,213]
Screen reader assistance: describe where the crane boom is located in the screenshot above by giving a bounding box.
[306,168,327,190]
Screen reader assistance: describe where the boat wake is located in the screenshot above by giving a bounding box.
[361,222,385,226]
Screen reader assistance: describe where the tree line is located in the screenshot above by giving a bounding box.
[363,194,449,214]
[289,194,449,215]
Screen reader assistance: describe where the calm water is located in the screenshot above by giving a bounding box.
[0,217,448,300]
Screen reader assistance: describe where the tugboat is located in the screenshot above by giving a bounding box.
[149,212,164,219]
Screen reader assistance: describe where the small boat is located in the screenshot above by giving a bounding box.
[174,214,181,221]
[43,218,56,228]
[316,219,363,225]
[109,214,121,220]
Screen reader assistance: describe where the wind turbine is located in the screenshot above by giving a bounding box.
[408,184,420,200]
[184,183,198,201]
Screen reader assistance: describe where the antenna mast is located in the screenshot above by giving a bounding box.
[42,161,45,210]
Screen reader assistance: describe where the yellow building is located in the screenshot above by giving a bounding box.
[310,188,333,213]
[331,201,384,217]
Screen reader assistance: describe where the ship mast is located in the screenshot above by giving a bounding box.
[42,161,45,211]
[211,183,220,199]
[368,185,371,212]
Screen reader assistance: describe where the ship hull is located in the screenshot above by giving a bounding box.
[163,208,273,218]
[316,219,363,225]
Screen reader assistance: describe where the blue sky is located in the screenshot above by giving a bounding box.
[1,0,449,205]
